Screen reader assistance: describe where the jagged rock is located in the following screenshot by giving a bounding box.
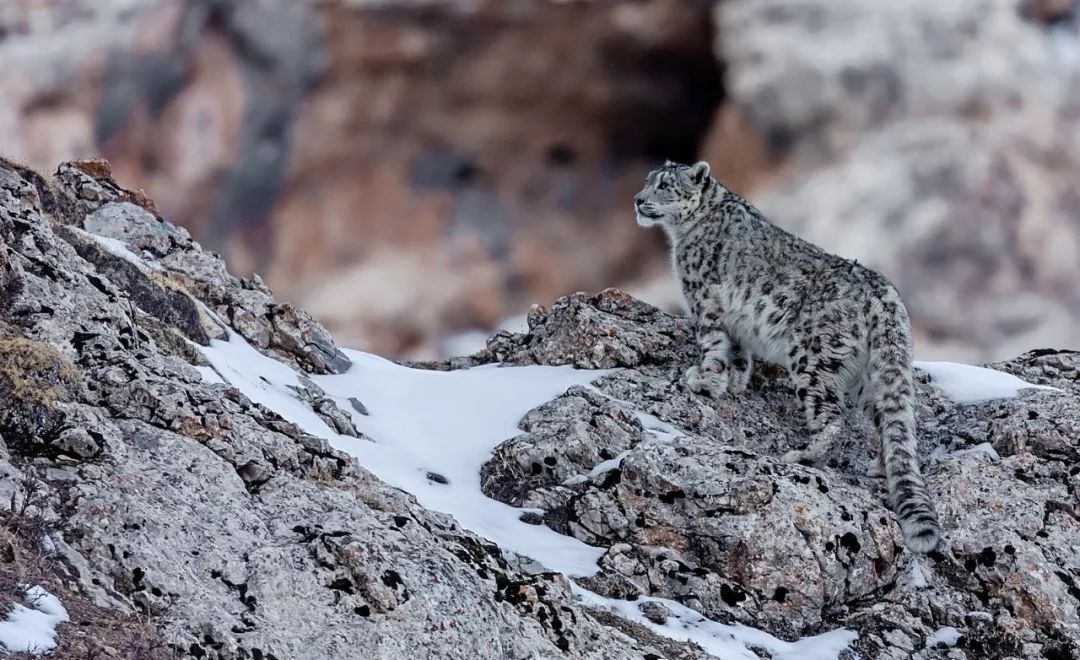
[639,600,672,625]
[0,159,665,659]
[488,288,697,369]
[49,163,352,375]
[482,291,1080,658]
[294,375,362,438]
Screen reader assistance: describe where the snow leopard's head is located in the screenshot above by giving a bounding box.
[634,160,712,230]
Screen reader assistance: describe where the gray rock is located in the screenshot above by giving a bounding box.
[639,600,671,625]
[56,162,352,375]
[487,288,697,369]
[483,290,1080,657]
[0,159,659,659]
[294,375,362,438]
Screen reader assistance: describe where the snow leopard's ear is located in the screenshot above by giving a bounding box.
[690,161,710,184]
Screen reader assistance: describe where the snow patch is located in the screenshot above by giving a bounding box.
[199,332,858,658]
[636,410,682,442]
[573,584,858,660]
[200,331,338,438]
[933,442,1000,462]
[202,333,608,576]
[925,626,962,648]
[966,611,993,624]
[915,361,1061,404]
[74,227,156,272]
[0,585,69,654]
[313,349,610,577]
[194,365,226,385]
[563,450,631,486]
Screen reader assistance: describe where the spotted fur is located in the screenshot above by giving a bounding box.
[635,160,940,552]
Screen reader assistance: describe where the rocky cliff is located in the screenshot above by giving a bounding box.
[0,160,1078,659]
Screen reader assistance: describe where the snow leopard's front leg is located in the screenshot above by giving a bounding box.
[685,296,753,397]
[726,342,754,394]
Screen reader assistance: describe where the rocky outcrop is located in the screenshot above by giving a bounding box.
[2,158,1079,658]
[0,160,670,658]
[479,290,1080,659]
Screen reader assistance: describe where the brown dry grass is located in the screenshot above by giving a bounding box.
[146,270,221,342]
[0,336,79,405]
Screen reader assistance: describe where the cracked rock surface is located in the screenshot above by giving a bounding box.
[0,159,665,659]
[479,290,1080,659]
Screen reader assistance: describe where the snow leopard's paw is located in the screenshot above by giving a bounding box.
[685,364,729,398]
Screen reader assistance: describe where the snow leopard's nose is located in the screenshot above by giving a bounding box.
[634,195,645,208]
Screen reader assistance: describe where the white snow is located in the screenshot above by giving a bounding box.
[201,333,609,577]
[931,442,1000,462]
[915,361,1061,404]
[73,227,155,272]
[563,450,631,486]
[966,611,993,624]
[200,331,338,439]
[638,414,682,442]
[572,585,857,660]
[198,331,858,658]
[0,585,69,654]
[925,626,962,648]
[313,350,611,577]
[194,365,226,385]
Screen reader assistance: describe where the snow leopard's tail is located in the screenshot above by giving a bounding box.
[867,291,941,553]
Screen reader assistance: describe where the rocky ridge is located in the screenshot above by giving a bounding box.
[0,160,1077,659]
[480,290,1080,659]
[0,159,662,659]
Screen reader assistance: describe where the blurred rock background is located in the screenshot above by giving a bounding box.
[2,0,1078,361]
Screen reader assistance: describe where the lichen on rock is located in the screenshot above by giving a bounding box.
[481,290,1080,658]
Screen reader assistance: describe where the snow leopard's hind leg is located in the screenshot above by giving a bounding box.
[854,368,886,478]
[782,336,854,466]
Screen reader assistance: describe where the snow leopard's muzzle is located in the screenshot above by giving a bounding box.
[634,195,664,227]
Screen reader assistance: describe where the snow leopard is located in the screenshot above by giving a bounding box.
[634,159,940,553]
